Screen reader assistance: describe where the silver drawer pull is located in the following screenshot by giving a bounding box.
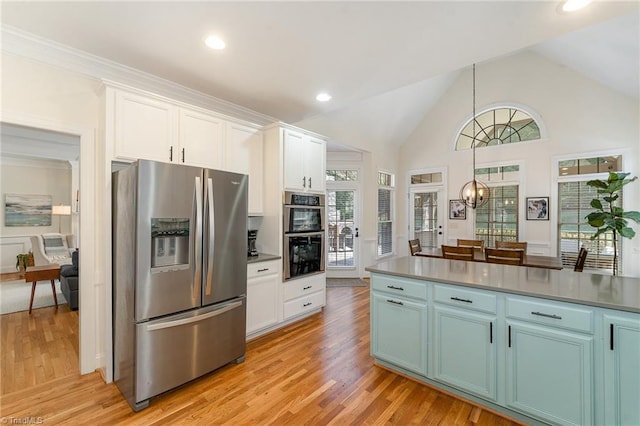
[257,268,269,272]
[451,297,473,303]
[387,285,404,291]
[386,299,404,306]
[303,302,312,307]
[531,311,562,320]
[303,286,312,290]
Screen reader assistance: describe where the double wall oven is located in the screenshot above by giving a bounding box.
[284,191,325,280]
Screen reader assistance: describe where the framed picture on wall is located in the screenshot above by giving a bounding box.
[449,199,466,220]
[526,197,549,220]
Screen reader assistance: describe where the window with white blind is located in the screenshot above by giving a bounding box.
[377,171,394,257]
[475,185,519,247]
[557,155,624,272]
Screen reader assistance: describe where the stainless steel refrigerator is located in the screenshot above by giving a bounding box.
[112,160,247,411]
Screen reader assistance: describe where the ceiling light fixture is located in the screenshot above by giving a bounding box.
[205,35,226,50]
[459,64,489,210]
[561,0,592,12]
[316,93,332,102]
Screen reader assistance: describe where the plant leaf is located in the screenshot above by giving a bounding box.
[619,227,636,239]
[612,206,624,216]
[590,199,603,210]
[621,211,640,224]
[586,179,608,189]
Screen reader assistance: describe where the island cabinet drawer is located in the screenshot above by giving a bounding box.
[248,260,280,279]
[506,297,594,334]
[372,275,427,301]
[434,285,497,314]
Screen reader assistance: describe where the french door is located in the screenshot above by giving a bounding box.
[409,188,444,250]
[326,188,359,278]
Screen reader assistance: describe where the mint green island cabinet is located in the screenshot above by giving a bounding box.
[366,256,640,426]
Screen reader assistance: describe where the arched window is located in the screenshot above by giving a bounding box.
[456,107,541,150]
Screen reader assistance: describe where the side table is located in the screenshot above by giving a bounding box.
[25,264,60,314]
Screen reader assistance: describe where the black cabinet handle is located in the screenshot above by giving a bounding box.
[451,297,473,304]
[490,322,493,344]
[309,177,312,188]
[303,177,306,188]
[303,302,312,307]
[386,299,404,306]
[170,146,173,161]
[531,311,562,320]
[182,147,185,163]
[508,325,512,348]
[303,286,312,290]
[257,268,269,273]
[387,285,404,291]
[610,323,614,351]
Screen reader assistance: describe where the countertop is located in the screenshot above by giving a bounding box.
[365,256,640,314]
[247,253,281,264]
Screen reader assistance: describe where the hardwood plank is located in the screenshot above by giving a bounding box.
[1,286,524,425]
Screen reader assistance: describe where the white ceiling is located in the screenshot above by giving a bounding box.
[1,1,638,155]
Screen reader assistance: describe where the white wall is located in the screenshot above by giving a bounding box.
[0,157,72,272]
[399,51,640,276]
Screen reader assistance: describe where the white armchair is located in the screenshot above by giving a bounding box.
[30,233,75,266]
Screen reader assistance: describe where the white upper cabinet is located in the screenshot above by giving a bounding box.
[178,108,224,169]
[114,90,176,163]
[283,128,326,193]
[225,121,264,215]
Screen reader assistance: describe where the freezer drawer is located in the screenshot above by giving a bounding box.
[135,298,246,404]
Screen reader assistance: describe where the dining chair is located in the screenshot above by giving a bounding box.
[485,248,524,266]
[408,239,421,256]
[457,239,484,249]
[442,245,475,261]
[574,247,588,272]
[496,241,528,252]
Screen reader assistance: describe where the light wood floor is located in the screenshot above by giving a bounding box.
[0,287,521,425]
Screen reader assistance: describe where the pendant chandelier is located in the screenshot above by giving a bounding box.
[459,64,489,209]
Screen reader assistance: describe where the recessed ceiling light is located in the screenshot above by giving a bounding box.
[205,35,226,50]
[316,93,332,102]
[561,0,592,12]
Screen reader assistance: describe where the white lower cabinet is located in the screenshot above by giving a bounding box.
[603,313,640,426]
[246,260,279,335]
[283,273,325,320]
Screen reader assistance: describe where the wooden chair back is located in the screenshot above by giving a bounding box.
[574,247,588,272]
[485,248,524,266]
[457,239,484,249]
[496,241,527,252]
[408,239,421,256]
[442,245,475,261]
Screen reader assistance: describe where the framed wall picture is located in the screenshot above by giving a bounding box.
[5,193,52,226]
[526,197,549,220]
[449,199,466,220]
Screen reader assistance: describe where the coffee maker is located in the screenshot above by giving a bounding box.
[248,229,258,257]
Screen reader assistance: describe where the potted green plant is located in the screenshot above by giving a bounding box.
[586,172,640,275]
[16,252,34,272]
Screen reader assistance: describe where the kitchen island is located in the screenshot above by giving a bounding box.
[365,256,640,426]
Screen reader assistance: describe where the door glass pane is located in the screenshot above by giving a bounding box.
[413,191,438,249]
[327,190,355,267]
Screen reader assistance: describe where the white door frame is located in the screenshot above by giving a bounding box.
[2,113,98,376]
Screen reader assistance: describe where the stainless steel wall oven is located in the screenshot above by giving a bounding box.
[284,191,325,280]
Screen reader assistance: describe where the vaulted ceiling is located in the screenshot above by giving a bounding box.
[1,1,638,154]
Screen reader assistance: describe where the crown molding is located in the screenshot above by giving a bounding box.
[1,154,71,169]
[1,25,277,126]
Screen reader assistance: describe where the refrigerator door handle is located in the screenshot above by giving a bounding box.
[145,300,243,331]
[193,176,203,300]
[205,177,215,296]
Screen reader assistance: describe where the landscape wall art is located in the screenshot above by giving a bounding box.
[4,194,52,226]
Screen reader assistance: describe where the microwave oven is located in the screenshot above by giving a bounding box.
[283,192,325,234]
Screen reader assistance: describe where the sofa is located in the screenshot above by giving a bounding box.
[30,233,75,266]
[60,250,79,310]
